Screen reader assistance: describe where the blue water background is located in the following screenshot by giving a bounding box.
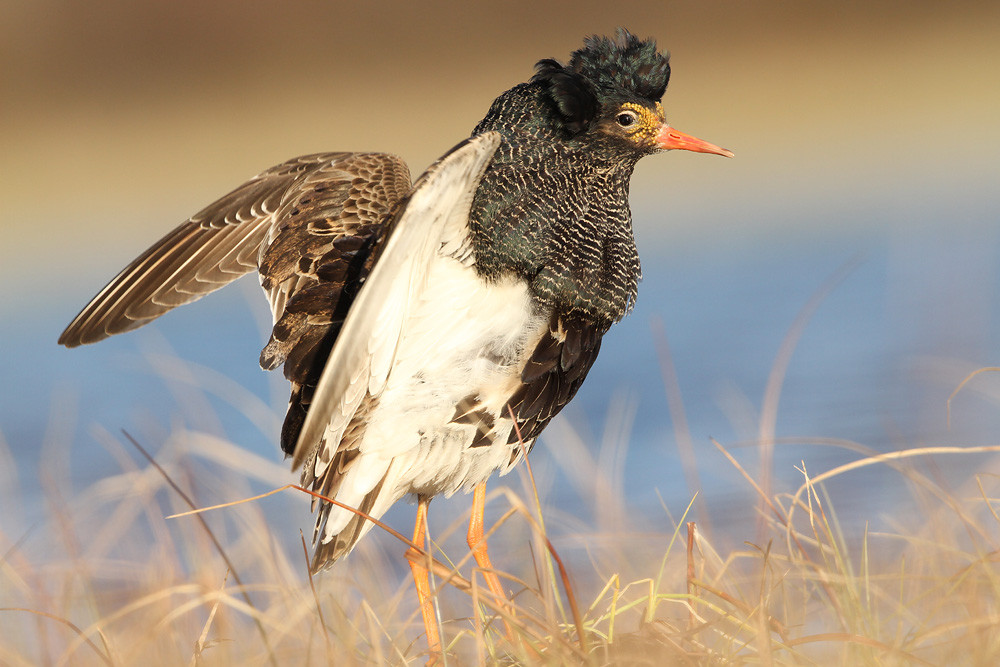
[4,191,1000,556]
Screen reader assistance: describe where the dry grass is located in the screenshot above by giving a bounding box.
[3,402,1000,665]
[5,276,1000,664]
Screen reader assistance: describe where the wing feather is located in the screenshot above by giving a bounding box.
[505,312,605,449]
[59,154,348,347]
[58,152,412,349]
[292,133,502,474]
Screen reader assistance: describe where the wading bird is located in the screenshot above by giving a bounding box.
[60,29,732,661]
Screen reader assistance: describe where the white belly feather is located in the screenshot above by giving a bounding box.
[320,257,547,539]
[368,258,546,493]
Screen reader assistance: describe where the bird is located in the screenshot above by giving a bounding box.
[59,29,732,660]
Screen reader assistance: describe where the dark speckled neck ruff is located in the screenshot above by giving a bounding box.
[468,83,640,326]
[467,29,672,326]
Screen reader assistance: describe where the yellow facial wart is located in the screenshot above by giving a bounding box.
[620,102,666,145]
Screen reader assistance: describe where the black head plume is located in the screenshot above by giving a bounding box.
[531,28,671,136]
[571,28,671,102]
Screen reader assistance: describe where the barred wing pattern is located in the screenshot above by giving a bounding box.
[59,153,410,348]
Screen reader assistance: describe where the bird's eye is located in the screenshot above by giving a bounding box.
[616,111,638,128]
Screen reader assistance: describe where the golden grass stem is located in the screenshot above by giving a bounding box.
[686,521,696,634]
[508,404,589,656]
[786,632,936,666]
[189,570,228,667]
[651,317,707,531]
[757,256,862,527]
[0,608,113,666]
[122,430,278,667]
[787,445,1000,531]
[299,531,334,658]
[946,367,1000,429]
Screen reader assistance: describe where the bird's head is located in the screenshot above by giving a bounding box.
[528,29,733,162]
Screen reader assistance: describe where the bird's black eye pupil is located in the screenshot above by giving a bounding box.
[617,113,635,127]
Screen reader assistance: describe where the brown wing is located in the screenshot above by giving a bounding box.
[251,153,413,456]
[58,153,409,347]
[506,312,606,454]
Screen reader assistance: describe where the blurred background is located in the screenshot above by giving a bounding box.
[3,0,1000,556]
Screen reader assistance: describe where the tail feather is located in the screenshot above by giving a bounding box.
[311,471,392,571]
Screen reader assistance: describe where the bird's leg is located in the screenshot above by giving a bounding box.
[407,496,442,665]
[468,481,517,641]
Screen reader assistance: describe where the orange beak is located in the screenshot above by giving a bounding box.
[656,125,734,158]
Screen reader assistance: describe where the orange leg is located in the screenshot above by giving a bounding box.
[468,482,516,640]
[407,496,442,665]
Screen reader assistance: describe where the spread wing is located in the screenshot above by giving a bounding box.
[57,153,410,347]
